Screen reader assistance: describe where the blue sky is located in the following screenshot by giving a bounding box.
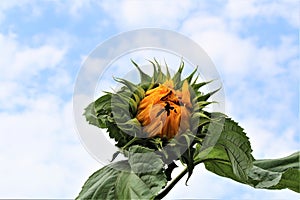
[0,0,299,199]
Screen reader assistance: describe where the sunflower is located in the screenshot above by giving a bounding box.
[136,79,191,139]
[84,59,217,150]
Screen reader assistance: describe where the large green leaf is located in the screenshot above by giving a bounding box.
[115,171,156,199]
[195,118,253,183]
[194,117,299,193]
[128,146,164,174]
[76,146,167,200]
[197,146,250,184]
[248,152,300,192]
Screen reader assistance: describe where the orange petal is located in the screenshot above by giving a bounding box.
[179,106,191,133]
[181,80,192,108]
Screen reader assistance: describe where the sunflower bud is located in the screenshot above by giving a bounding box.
[137,79,191,139]
[87,59,215,148]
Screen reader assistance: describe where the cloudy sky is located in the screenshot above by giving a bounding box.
[0,0,299,199]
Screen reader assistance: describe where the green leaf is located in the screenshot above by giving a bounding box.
[83,93,113,129]
[76,161,130,200]
[248,152,300,192]
[127,146,167,195]
[272,168,300,192]
[253,151,299,171]
[196,118,253,182]
[106,122,130,148]
[76,146,167,200]
[195,118,299,193]
[115,171,155,199]
[128,146,164,174]
[83,102,99,127]
[94,93,112,114]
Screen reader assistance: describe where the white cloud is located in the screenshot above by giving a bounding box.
[0,98,100,198]
[50,0,95,18]
[180,14,298,81]
[0,30,96,198]
[99,0,194,30]
[0,32,68,110]
[0,33,66,80]
[0,0,97,24]
[0,32,100,196]
[242,117,299,158]
[0,0,43,24]
[224,0,299,28]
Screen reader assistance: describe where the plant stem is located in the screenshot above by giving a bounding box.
[155,167,188,199]
[121,137,138,150]
[154,158,228,199]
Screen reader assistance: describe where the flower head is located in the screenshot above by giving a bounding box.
[137,79,192,139]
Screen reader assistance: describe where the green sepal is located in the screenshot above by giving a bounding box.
[131,59,152,83]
